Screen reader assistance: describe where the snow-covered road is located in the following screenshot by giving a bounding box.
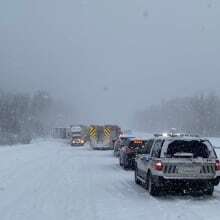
[0,139,220,220]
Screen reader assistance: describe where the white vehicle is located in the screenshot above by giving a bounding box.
[135,134,220,196]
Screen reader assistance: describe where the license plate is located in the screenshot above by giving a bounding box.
[179,166,200,174]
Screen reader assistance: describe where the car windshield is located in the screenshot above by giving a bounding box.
[166,140,214,158]
[73,136,81,139]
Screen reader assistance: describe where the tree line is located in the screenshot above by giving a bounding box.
[134,93,220,137]
[0,90,76,145]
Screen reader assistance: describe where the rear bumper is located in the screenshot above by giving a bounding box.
[71,143,84,146]
[153,176,220,187]
[93,146,112,150]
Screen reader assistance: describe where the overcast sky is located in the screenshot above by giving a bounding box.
[1,0,220,126]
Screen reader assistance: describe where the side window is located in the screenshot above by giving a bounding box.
[151,139,164,158]
[145,139,154,154]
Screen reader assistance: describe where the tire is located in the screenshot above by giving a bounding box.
[148,173,160,196]
[119,156,122,166]
[144,173,149,190]
[123,161,128,169]
[123,157,129,170]
[204,183,214,196]
[135,166,141,185]
[113,148,116,156]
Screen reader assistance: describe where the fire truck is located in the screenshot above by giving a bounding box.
[89,125,121,150]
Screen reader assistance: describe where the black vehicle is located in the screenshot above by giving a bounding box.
[113,135,135,157]
[119,138,148,169]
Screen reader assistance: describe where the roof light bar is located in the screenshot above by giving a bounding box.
[154,133,200,138]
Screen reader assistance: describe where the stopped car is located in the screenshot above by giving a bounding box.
[134,134,220,196]
[113,134,135,157]
[119,138,148,169]
[71,136,85,146]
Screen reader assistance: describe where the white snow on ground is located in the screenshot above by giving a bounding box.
[0,139,220,220]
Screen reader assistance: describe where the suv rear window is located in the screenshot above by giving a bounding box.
[166,140,213,158]
[72,136,81,139]
[121,137,135,146]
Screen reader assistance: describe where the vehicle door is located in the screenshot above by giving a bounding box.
[149,139,164,174]
[137,139,154,178]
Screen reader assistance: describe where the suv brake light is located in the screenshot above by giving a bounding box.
[154,161,164,171]
[215,160,220,171]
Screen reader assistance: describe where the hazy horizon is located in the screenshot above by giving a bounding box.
[1,0,220,127]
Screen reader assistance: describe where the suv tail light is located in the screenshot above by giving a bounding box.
[154,161,164,171]
[215,160,220,171]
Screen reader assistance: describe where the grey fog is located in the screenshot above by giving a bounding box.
[1,0,220,127]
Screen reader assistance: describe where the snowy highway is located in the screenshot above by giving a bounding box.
[0,139,220,220]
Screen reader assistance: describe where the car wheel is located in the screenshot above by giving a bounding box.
[204,183,214,196]
[119,156,122,166]
[148,173,160,196]
[135,166,141,185]
[123,161,128,169]
[123,157,129,170]
[144,173,149,190]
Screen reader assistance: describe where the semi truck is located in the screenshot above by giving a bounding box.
[69,125,88,146]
